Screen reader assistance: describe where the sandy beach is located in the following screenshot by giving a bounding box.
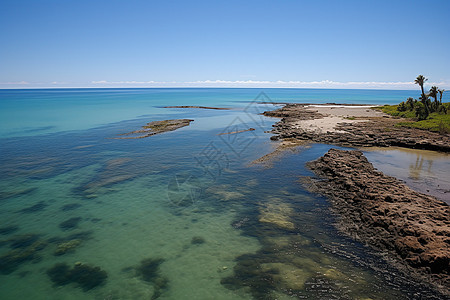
[289,104,384,133]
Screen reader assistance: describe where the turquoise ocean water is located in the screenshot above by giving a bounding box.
[0,88,446,299]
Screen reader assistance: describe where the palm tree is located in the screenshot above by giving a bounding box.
[414,75,428,98]
[415,75,429,114]
[429,86,439,112]
[438,89,445,104]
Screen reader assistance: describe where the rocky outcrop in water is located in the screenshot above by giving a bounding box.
[115,119,194,139]
[305,149,450,295]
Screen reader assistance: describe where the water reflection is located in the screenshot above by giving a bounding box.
[364,147,450,204]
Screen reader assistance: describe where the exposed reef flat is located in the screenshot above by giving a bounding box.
[264,104,450,152]
[217,128,255,135]
[304,148,450,296]
[164,105,230,110]
[249,138,307,168]
[115,119,194,139]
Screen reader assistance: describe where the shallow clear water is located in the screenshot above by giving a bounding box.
[0,89,445,299]
[364,147,450,204]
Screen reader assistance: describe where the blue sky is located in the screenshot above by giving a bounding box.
[1,0,449,89]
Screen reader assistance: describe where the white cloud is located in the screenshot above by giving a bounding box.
[0,81,30,85]
[2,79,449,89]
[89,79,441,89]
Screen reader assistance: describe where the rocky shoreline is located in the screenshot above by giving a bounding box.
[261,103,450,295]
[264,103,450,152]
[304,149,450,296]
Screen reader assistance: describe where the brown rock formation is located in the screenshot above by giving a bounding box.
[305,149,450,295]
[115,119,194,139]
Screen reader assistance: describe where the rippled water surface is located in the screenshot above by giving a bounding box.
[0,89,445,299]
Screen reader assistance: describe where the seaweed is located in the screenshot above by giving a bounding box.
[46,263,72,286]
[151,276,169,300]
[60,203,82,211]
[0,187,37,201]
[133,258,169,299]
[67,230,93,241]
[59,217,82,231]
[137,258,165,282]
[70,263,108,291]
[221,253,276,300]
[46,262,108,291]
[0,241,47,274]
[8,234,40,249]
[18,201,48,214]
[191,236,205,245]
[47,230,93,244]
[0,225,19,235]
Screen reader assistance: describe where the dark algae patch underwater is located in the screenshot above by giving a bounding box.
[133,258,169,299]
[47,262,107,291]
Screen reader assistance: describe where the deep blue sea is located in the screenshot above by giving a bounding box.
[0,88,447,299]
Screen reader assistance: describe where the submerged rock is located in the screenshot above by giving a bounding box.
[46,262,107,291]
[0,225,19,236]
[73,158,137,198]
[18,201,48,214]
[191,236,205,245]
[8,234,40,249]
[261,262,309,291]
[48,230,93,244]
[60,203,82,211]
[0,187,37,201]
[59,217,82,231]
[54,239,82,256]
[258,201,295,230]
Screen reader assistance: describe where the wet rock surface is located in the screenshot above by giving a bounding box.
[115,119,194,139]
[264,104,450,152]
[305,148,450,295]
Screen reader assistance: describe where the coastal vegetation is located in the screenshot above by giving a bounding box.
[375,75,450,133]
